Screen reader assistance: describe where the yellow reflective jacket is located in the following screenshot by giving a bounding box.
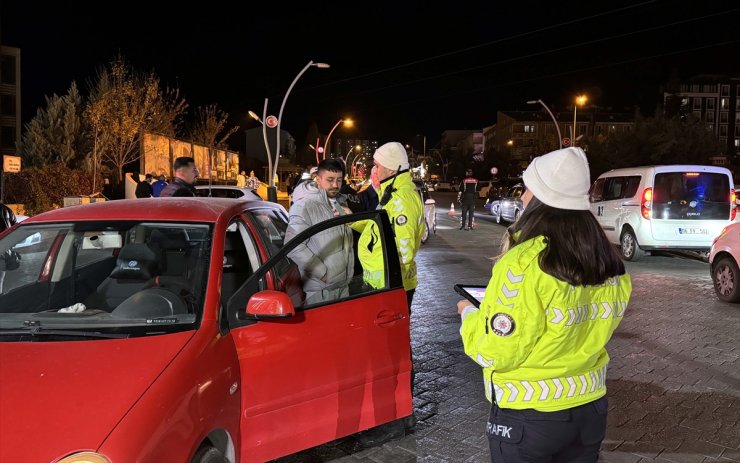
[460,236,632,412]
[353,172,424,291]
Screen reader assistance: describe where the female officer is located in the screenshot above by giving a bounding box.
[457,147,632,462]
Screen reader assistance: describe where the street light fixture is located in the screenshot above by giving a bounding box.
[322,118,353,159]
[573,94,587,146]
[263,60,329,203]
[526,99,562,149]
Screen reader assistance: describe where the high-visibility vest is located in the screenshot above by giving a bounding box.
[353,172,424,291]
[460,236,632,412]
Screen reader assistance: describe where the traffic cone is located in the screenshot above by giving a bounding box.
[448,203,456,217]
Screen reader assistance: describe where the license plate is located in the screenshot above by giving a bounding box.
[677,227,708,235]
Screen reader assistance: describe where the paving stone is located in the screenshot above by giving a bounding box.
[273,203,740,463]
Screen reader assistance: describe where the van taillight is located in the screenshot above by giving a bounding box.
[732,189,737,221]
[641,187,652,220]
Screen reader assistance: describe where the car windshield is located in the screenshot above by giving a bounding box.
[0,221,212,335]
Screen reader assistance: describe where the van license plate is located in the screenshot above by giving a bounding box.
[677,227,708,235]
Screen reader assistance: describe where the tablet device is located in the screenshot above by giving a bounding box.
[454,284,487,308]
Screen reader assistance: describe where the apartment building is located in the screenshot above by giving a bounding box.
[0,46,21,156]
[663,75,740,157]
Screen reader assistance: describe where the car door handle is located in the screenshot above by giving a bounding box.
[374,311,405,326]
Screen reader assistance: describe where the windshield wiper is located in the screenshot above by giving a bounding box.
[0,326,129,339]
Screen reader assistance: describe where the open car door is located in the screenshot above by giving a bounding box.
[226,210,412,463]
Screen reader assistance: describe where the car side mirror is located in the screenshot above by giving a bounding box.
[246,290,295,319]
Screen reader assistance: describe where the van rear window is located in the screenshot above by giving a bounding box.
[652,172,730,220]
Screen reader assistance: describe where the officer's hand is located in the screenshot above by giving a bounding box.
[457,299,472,314]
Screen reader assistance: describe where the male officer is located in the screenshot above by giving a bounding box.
[457,168,479,230]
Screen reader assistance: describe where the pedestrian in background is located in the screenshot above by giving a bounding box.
[135,173,154,198]
[457,147,632,463]
[151,175,168,197]
[458,168,479,230]
[159,157,198,197]
[236,170,247,188]
[285,159,354,305]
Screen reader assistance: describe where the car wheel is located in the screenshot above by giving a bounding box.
[713,256,740,302]
[620,229,645,261]
[192,446,228,463]
[493,205,501,224]
[421,220,429,244]
[514,210,520,223]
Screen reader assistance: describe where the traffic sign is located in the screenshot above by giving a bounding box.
[265,115,278,128]
[3,155,21,173]
[562,137,571,147]
[490,167,498,175]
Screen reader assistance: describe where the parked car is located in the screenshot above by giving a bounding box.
[436,181,455,192]
[709,222,740,302]
[0,197,412,463]
[195,184,262,200]
[488,183,526,224]
[589,165,736,261]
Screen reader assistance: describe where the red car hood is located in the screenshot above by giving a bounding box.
[0,331,194,462]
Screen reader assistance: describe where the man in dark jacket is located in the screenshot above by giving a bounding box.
[159,157,198,197]
[135,173,154,198]
[458,168,479,230]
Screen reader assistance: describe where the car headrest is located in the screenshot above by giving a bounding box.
[109,243,159,280]
[149,229,189,250]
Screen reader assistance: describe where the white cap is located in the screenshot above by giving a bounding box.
[522,147,591,210]
[373,142,409,171]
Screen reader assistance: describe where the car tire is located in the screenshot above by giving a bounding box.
[421,220,429,244]
[192,446,228,463]
[620,229,645,261]
[712,256,740,302]
[493,205,501,224]
[514,210,520,223]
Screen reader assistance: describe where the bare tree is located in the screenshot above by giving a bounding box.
[188,104,239,148]
[84,56,187,183]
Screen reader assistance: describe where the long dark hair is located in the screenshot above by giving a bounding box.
[502,197,625,286]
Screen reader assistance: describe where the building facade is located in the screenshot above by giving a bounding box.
[0,46,21,156]
[663,75,740,157]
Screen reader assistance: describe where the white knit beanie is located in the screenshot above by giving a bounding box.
[522,147,591,210]
[373,142,409,171]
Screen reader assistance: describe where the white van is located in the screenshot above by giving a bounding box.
[589,165,736,261]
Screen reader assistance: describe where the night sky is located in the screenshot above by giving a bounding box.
[2,1,740,152]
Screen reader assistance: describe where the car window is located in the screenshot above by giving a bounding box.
[590,178,606,202]
[603,177,627,201]
[0,221,212,332]
[653,172,731,220]
[623,176,641,199]
[248,208,288,254]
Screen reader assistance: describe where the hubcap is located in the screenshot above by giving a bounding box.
[622,234,634,257]
[716,266,734,296]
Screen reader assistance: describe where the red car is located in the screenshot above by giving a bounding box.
[0,198,412,463]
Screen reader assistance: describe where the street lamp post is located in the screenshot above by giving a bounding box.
[322,118,353,159]
[248,105,272,187]
[268,60,329,203]
[573,95,587,146]
[527,99,562,149]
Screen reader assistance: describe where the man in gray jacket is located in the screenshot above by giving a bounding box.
[286,159,354,305]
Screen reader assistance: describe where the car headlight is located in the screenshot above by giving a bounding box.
[57,452,111,463]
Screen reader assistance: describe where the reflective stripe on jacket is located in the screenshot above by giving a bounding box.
[460,236,632,412]
[353,171,424,291]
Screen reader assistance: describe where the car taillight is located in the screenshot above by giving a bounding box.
[731,189,737,221]
[641,187,652,220]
